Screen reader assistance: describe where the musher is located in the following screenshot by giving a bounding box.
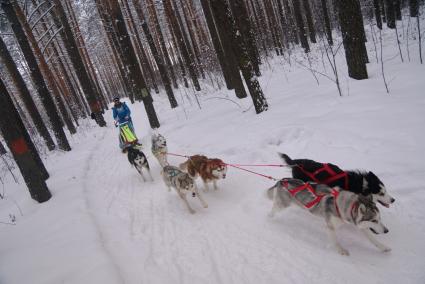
[112,97,138,151]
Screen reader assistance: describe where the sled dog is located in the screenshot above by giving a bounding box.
[162,165,208,214]
[279,153,395,207]
[151,133,168,167]
[127,145,153,182]
[179,155,227,191]
[266,178,391,255]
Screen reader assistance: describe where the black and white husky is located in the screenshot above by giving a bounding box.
[267,178,391,255]
[127,145,153,182]
[162,165,208,214]
[151,133,168,167]
[279,153,395,208]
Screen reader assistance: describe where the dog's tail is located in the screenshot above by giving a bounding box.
[266,184,277,201]
[278,153,295,166]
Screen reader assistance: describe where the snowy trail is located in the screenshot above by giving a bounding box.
[76,97,425,284]
[1,43,425,283]
[81,129,126,284]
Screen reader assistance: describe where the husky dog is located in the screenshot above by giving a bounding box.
[279,153,395,208]
[151,133,168,167]
[162,165,208,214]
[179,155,227,192]
[266,178,391,255]
[127,145,153,182]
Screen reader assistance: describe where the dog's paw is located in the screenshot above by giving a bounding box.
[338,247,350,256]
[203,204,208,208]
[380,246,391,253]
[189,209,196,214]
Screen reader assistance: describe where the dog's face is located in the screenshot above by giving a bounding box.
[365,171,395,208]
[177,175,197,197]
[209,159,227,179]
[356,197,389,234]
[152,134,167,149]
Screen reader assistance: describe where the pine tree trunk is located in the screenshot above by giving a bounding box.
[144,0,179,89]
[63,1,108,109]
[199,0,234,89]
[282,0,299,45]
[205,0,248,98]
[2,1,72,151]
[292,0,310,52]
[264,0,284,55]
[141,21,178,108]
[337,0,368,79]
[210,0,268,113]
[0,77,51,203]
[385,0,396,28]
[98,0,160,128]
[373,0,383,29]
[321,0,333,44]
[51,0,106,126]
[302,0,317,43]
[0,35,56,151]
[163,0,201,91]
[133,0,177,103]
[121,0,159,95]
[228,0,261,75]
[13,3,76,136]
[180,0,206,79]
[410,0,419,17]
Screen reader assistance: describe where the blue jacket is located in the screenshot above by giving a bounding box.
[112,102,131,123]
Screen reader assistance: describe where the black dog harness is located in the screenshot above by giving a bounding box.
[296,163,349,191]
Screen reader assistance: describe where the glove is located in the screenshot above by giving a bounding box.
[125,116,130,121]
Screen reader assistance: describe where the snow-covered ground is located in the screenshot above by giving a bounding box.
[1,28,425,283]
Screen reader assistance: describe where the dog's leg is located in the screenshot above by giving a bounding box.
[147,169,154,182]
[268,187,280,218]
[178,192,195,214]
[194,185,208,208]
[213,180,218,190]
[203,180,210,192]
[361,229,391,252]
[326,217,349,256]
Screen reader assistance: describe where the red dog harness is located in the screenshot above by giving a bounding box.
[281,179,341,217]
[296,163,349,191]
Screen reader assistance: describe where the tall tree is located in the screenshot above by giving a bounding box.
[133,0,178,108]
[0,77,51,203]
[200,0,247,99]
[337,0,368,79]
[292,0,310,52]
[163,0,201,91]
[210,0,268,113]
[96,0,160,128]
[0,35,55,150]
[1,0,71,151]
[51,0,106,126]
[302,0,316,43]
[320,0,333,45]
[144,0,179,89]
[373,0,383,29]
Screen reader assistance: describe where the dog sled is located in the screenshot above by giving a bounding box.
[117,121,139,151]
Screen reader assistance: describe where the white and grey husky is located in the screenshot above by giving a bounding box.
[162,165,208,214]
[267,178,391,255]
[151,133,168,167]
